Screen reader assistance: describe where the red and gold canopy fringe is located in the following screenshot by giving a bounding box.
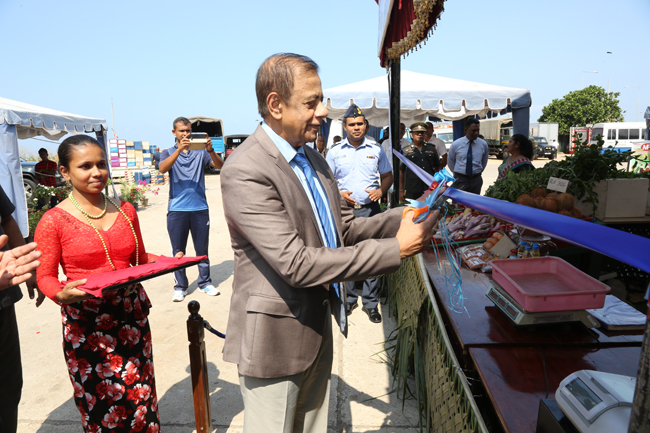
[379,0,446,67]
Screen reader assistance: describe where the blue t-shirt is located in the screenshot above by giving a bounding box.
[160,144,212,211]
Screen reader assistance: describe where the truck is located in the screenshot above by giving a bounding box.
[479,117,513,159]
[529,122,559,147]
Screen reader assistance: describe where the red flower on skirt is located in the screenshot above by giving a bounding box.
[96,353,123,380]
[96,313,118,331]
[119,325,141,348]
[65,322,86,348]
[127,383,151,405]
[96,379,125,405]
[85,392,97,411]
[87,332,117,355]
[78,358,92,383]
[102,405,129,429]
[142,360,154,382]
[131,405,148,432]
[142,332,152,358]
[146,422,160,433]
[123,359,141,386]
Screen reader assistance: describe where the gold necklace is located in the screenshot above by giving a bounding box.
[69,193,139,270]
[69,192,107,219]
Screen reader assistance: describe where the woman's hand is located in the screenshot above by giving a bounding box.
[56,279,94,304]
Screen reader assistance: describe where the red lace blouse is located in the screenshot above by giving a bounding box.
[35,200,148,302]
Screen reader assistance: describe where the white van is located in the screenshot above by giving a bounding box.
[590,122,649,150]
[433,128,455,150]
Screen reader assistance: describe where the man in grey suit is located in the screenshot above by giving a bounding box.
[220,53,437,433]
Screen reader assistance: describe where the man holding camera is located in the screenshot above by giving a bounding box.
[160,117,224,302]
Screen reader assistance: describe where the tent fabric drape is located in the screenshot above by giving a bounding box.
[377,0,446,67]
[0,96,107,140]
[0,123,28,235]
[323,70,532,126]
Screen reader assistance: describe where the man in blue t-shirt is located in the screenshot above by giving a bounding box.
[160,117,224,302]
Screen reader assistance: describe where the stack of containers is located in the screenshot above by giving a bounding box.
[109,139,120,167]
[143,142,152,166]
[126,141,136,167]
[118,139,127,167]
[134,141,144,167]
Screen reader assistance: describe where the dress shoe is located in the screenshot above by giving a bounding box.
[346,302,358,316]
[362,307,382,323]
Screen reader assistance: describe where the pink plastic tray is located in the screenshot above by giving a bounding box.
[491,257,610,313]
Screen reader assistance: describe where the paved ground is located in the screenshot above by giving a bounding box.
[14,153,564,432]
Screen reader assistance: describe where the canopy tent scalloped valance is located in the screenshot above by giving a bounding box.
[323,70,532,125]
[0,96,107,140]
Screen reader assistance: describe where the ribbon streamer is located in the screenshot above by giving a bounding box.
[444,188,650,275]
[394,147,650,275]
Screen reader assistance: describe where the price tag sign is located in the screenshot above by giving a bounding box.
[547,177,569,193]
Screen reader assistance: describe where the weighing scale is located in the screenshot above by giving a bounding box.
[555,370,635,433]
[486,281,600,328]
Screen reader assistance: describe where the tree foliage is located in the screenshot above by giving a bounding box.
[538,85,624,135]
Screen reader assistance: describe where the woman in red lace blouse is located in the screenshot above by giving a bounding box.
[35,135,161,433]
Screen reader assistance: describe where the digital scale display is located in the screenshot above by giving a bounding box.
[566,378,602,411]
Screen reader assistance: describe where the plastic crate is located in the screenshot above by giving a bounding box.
[491,257,610,312]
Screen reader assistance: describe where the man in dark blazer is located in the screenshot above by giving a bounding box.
[220,53,437,433]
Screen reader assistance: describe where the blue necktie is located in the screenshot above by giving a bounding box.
[293,152,340,298]
[466,140,474,177]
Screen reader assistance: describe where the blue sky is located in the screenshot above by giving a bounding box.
[1,0,648,156]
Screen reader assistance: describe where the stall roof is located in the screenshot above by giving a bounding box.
[0,96,107,140]
[323,70,531,125]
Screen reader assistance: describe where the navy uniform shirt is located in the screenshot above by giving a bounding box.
[326,137,391,206]
[400,143,440,199]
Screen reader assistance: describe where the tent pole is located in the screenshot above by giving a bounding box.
[389,58,401,208]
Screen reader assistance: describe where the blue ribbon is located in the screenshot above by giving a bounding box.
[394,148,650,275]
[443,188,650,275]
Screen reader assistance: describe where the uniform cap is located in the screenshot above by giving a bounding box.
[410,122,427,132]
[343,104,364,119]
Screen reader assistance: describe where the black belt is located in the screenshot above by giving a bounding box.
[454,172,482,180]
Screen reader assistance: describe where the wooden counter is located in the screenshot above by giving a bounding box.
[420,248,644,433]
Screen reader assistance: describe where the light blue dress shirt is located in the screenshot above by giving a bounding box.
[325,137,392,205]
[447,136,489,175]
[261,123,337,246]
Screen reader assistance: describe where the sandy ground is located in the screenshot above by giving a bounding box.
[14,172,423,433]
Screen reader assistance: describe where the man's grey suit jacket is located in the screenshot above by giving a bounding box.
[221,125,402,379]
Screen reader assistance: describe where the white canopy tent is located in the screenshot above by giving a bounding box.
[0,96,107,236]
[323,70,531,140]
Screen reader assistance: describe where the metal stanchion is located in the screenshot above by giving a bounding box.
[187,300,213,433]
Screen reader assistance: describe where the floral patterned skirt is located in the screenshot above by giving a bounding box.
[62,285,160,433]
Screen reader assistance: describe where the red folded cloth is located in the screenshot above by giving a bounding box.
[65,255,207,297]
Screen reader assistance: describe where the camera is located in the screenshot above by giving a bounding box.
[188,133,208,150]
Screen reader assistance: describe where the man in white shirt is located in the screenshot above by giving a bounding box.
[425,122,448,169]
[447,118,489,194]
[381,123,410,169]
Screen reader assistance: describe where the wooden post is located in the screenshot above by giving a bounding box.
[187,300,213,433]
[389,58,401,208]
[629,318,650,432]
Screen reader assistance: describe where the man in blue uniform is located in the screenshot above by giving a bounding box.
[160,117,224,302]
[326,104,393,323]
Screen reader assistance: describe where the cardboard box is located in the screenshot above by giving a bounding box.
[575,178,649,220]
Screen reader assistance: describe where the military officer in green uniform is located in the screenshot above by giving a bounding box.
[399,122,441,202]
